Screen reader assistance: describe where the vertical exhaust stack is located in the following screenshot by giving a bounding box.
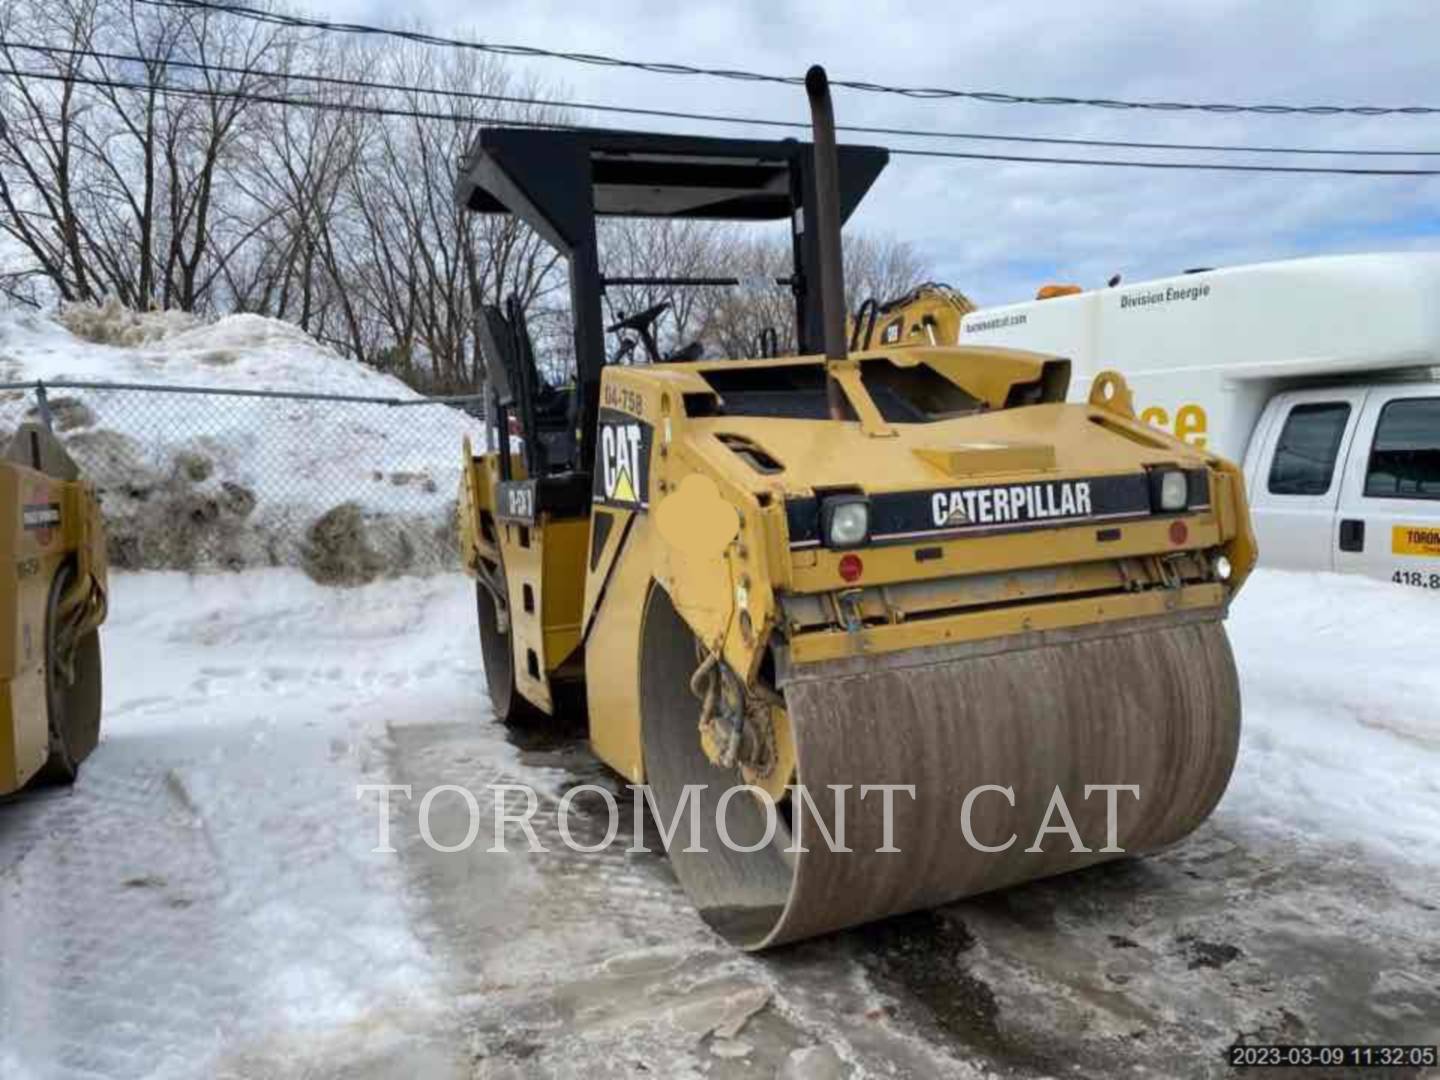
[805,64,849,421]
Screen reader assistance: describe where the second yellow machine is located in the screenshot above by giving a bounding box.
[456,69,1256,949]
[1,420,107,796]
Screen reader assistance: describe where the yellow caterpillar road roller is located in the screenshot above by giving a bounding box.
[1,418,107,795]
[848,282,975,352]
[455,68,1256,950]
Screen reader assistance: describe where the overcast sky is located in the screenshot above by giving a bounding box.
[333,0,1439,306]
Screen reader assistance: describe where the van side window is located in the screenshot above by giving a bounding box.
[1267,402,1351,496]
[1364,397,1440,500]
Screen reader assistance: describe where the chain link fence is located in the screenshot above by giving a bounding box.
[0,379,490,581]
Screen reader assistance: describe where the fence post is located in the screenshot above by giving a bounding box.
[34,380,53,431]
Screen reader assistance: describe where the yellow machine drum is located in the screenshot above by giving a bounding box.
[641,591,1240,950]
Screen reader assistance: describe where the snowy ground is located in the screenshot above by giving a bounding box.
[2,568,1438,1079]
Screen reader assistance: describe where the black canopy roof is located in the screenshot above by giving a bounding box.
[456,128,887,249]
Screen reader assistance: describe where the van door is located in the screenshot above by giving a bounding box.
[1333,385,1440,587]
[1247,388,1367,571]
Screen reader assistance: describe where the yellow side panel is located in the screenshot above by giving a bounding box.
[1211,461,1258,587]
[11,560,51,791]
[585,516,656,783]
[498,514,588,715]
[0,463,70,794]
[457,442,499,574]
[652,474,736,653]
[541,516,589,669]
[499,520,549,712]
[0,684,21,793]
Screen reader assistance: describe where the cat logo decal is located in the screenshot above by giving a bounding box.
[594,408,651,510]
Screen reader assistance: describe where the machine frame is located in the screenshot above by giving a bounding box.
[453,71,1257,950]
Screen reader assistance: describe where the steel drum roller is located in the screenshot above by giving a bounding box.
[642,590,1240,950]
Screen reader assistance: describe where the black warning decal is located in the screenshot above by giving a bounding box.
[23,501,61,545]
[22,503,60,529]
[495,480,536,523]
[593,407,652,510]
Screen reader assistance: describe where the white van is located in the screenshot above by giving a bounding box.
[957,254,1440,588]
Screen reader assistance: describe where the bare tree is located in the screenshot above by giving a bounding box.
[697,229,932,358]
[0,265,45,308]
[843,232,931,313]
[0,0,98,303]
[598,218,730,359]
[0,0,284,310]
[229,33,369,351]
[316,44,567,392]
[159,6,284,310]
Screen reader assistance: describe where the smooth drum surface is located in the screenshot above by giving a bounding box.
[640,593,1241,951]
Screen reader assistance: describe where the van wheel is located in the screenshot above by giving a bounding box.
[37,565,103,785]
[475,564,542,726]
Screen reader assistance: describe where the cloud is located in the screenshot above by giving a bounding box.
[336,0,1440,305]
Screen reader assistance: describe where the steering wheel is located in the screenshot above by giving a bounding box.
[606,301,671,335]
[606,301,672,364]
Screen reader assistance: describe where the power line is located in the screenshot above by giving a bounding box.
[137,0,1440,117]
[885,144,1440,175]
[9,41,1440,158]
[0,42,572,121]
[2,65,1438,176]
[0,65,585,129]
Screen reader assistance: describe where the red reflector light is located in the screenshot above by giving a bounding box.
[838,553,864,582]
[1169,520,1189,546]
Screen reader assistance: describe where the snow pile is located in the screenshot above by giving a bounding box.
[1222,569,1440,868]
[57,298,204,349]
[0,301,486,579]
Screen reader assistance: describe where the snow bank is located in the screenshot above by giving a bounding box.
[1222,569,1440,869]
[0,301,485,579]
[55,299,203,350]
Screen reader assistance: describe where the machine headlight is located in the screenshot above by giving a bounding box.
[821,496,870,549]
[1214,554,1233,581]
[1152,469,1189,512]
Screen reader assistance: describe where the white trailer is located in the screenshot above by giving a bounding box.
[958,254,1440,588]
